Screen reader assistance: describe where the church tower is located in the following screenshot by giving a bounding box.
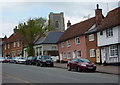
[49,12,65,32]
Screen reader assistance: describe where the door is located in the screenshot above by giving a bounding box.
[96,49,100,63]
[101,47,106,63]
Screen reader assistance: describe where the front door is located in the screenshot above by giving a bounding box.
[101,47,106,63]
[96,49,100,63]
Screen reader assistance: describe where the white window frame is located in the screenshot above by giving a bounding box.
[77,50,81,58]
[63,52,67,59]
[109,45,118,57]
[67,52,71,59]
[90,49,95,57]
[89,34,94,41]
[106,28,113,38]
[17,41,20,47]
[66,40,71,47]
[61,42,64,48]
[52,45,57,50]
[75,37,80,44]
[4,44,6,50]
[8,44,10,49]
[13,42,16,47]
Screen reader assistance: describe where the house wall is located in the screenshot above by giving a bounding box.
[0,43,2,57]
[118,26,120,43]
[101,44,119,63]
[85,33,99,63]
[58,36,87,61]
[2,40,23,57]
[97,26,119,47]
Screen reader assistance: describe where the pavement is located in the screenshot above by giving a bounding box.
[54,63,120,75]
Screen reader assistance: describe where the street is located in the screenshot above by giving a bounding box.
[2,63,119,83]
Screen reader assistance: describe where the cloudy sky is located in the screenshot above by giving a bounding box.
[0,0,119,38]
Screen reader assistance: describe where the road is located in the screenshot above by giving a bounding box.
[2,63,119,83]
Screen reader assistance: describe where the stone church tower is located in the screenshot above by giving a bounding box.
[49,12,65,32]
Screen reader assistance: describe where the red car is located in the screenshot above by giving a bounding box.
[67,58,96,72]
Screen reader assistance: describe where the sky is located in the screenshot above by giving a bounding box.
[0,0,119,38]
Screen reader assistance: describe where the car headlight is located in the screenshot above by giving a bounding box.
[81,64,86,66]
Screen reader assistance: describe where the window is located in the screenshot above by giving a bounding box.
[17,42,20,47]
[106,28,113,37]
[61,42,64,48]
[66,40,71,47]
[110,45,118,57]
[67,52,71,59]
[77,51,81,58]
[89,34,94,41]
[100,31,103,35]
[13,42,16,47]
[90,49,95,57]
[63,52,67,58]
[8,44,10,49]
[75,37,80,44]
[52,46,57,50]
[4,44,6,50]
[55,21,59,28]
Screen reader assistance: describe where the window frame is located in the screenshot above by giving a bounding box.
[89,34,94,41]
[90,49,95,57]
[106,28,113,38]
[109,45,118,57]
[66,40,71,47]
[75,37,80,44]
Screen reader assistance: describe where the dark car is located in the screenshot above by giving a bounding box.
[67,58,96,72]
[36,55,54,67]
[26,56,37,65]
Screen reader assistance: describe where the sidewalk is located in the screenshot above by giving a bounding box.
[54,63,120,75]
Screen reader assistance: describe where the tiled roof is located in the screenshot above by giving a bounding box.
[3,32,23,44]
[98,7,120,31]
[35,32,64,45]
[58,17,96,42]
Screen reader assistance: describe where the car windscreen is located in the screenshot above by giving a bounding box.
[19,57,25,59]
[41,56,51,59]
[78,59,91,63]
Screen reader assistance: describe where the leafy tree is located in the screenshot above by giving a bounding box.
[18,17,54,57]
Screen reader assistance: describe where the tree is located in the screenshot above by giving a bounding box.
[18,17,54,57]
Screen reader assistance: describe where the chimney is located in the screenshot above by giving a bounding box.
[13,26,18,33]
[67,20,71,28]
[95,4,103,26]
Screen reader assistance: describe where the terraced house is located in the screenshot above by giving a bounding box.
[57,5,104,63]
[96,7,120,64]
[2,27,25,57]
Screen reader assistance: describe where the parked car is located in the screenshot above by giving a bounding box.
[26,56,37,65]
[67,58,96,72]
[10,57,17,63]
[36,55,54,67]
[4,57,12,63]
[15,57,26,64]
[0,57,5,63]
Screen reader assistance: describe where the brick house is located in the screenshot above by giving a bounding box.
[2,27,24,57]
[57,5,103,63]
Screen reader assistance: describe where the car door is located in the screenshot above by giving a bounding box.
[72,59,78,69]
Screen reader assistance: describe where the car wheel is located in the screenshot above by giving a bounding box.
[67,65,71,71]
[40,63,43,67]
[77,66,80,72]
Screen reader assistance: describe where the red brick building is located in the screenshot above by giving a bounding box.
[58,4,103,63]
[2,27,24,57]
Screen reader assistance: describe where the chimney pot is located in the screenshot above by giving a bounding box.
[67,20,71,28]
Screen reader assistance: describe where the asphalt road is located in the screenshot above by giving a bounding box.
[2,63,119,83]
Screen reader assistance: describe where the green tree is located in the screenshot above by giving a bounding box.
[18,17,54,57]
